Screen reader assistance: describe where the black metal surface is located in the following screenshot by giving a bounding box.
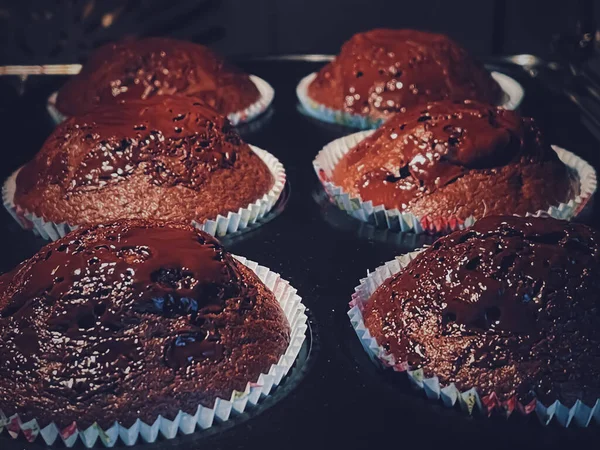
[1,57,600,449]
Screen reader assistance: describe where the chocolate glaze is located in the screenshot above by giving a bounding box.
[364,216,600,406]
[14,95,273,226]
[0,220,290,429]
[308,29,502,119]
[331,100,577,219]
[56,37,260,117]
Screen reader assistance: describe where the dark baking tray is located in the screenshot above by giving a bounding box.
[1,55,600,450]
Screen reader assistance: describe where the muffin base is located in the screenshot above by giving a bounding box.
[349,251,600,427]
[3,146,285,240]
[0,256,308,447]
[297,71,524,129]
[47,75,275,127]
[313,131,596,234]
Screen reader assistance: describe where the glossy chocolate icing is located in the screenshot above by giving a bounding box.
[331,100,577,219]
[0,220,290,428]
[15,95,273,226]
[308,29,502,119]
[364,216,600,406]
[56,37,260,117]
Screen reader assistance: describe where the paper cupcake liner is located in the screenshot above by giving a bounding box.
[349,251,600,427]
[2,146,286,240]
[47,74,275,127]
[0,256,308,447]
[297,71,524,129]
[313,131,597,234]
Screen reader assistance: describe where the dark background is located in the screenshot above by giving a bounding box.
[0,0,597,64]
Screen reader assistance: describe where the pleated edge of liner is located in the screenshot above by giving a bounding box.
[296,71,525,129]
[0,255,308,447]
[1,145,286,240]
[348,250,600,427]
[46,74,275,127]
[312,130,598,234]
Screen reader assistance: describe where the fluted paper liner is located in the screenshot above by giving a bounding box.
[313,131,597,234]
[0,256,308,447]
[297,71,524,129]
[47,74,275,126]
[2,146,285,240]
[349,251,600,427]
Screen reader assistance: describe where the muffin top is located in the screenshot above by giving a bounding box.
[363,216,600,406]
[15,95,273,226]
[308,29,502,119]
[0,220,290,429]
[56,37,260,117]
[330,100,576,219]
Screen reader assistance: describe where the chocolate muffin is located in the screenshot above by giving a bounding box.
[56,37,260,117]
[364,216,600,406]
[308,29,502,120]
[0,220,291,429]
[13,95,274,227]
[331,100,577,220]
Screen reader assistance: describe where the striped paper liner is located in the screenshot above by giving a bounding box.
[297,71,524,129]
[47,75,274,126]
[0,256,308,447]
[313,131,596,234]
[3,146,285,240]
[349,251,600,427]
